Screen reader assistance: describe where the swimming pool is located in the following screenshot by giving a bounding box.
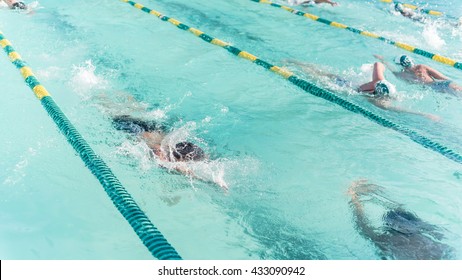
[1,0,461,259]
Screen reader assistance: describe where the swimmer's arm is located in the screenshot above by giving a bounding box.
[357,82,376,93]
[172,164,194,177]
[1,0,12,8]
[348,184,381,243]
[426,66,449,80]
[283,59,339,79]
[370,99,440,121]
[282,59,311,67]
[141,131,165,149]
[373,55,401,76]
[172,164,229,191]
[315,0,338,6]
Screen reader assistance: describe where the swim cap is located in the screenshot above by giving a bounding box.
[172,142,205,161]
[394,3,404,12]
[12,2,26,10]
[374,80,396,96]
[394,55,414,68]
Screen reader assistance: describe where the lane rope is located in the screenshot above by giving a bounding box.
[0,30,182,260]
[120,0,462,165]
[250,0,462,71]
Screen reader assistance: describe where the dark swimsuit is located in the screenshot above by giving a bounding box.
[429,80,455,94]
[112,115,167,135]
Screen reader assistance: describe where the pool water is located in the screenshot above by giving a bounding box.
[1,0,461,259]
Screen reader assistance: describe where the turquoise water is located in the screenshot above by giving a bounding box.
[1,0,461,259]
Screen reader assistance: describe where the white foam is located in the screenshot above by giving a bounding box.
[220,106,229,113]
[115,140,154,172]
[145,109,167,120]
[422,23,446,49]
[202,116,212,123]
[160,156,260,192]
[36,66,62,80]
[70,60,108,97]
[3,147,37,185]
[28,1,40,9]
[360,63,374,74]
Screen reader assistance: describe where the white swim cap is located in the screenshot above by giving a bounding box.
[375,80,396,96]
[394,55,414,68]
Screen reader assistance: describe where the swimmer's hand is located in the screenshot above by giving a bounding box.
[215,179,228,192]
[347,179,369,199]
[172,163,229,192]
[424,113,441,122]
[373,54,385,61]
[347,179,366,199]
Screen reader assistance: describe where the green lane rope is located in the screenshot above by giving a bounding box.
[120,0,462,165]
[0,30,181,260]
[380,0,443,16]
[250,0,462,71]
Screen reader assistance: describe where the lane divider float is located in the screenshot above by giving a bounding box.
[0,30,182,260]
[250,0,462,71]
[120,0,462,165]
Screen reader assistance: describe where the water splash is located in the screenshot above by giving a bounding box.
[70,60,108,98]
[36,66,62,80]
[422,23,446,49]
[115,140,155,172]
[3,147,37,185]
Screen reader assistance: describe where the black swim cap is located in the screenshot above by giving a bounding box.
[12,2,27,10]
[394,3,404,12]
[172,142,205,161]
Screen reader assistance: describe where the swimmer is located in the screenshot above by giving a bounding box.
[283,59,440,121]
[287,0,338,7]
[98,93,228,190]
[1,0,26,9]
[112,115,206,163]
[348,180,455,260]
[375,54,462,96]
[393,3,427,23]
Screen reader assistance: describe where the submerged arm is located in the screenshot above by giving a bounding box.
[369,98,440,121]
[315,0,338,6]
[348,182,381,243]
[373,55,401,76]
[171,163,229,191]
[283,59,340,79]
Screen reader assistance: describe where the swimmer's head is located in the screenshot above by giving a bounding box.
[12,2,27,10]
[394,3,404,12]
[394,3,413,15]
[171,142,205,161]
[394,55,414,68]
[374,80,396,96]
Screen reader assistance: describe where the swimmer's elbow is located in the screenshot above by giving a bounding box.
[371,100,391,110]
